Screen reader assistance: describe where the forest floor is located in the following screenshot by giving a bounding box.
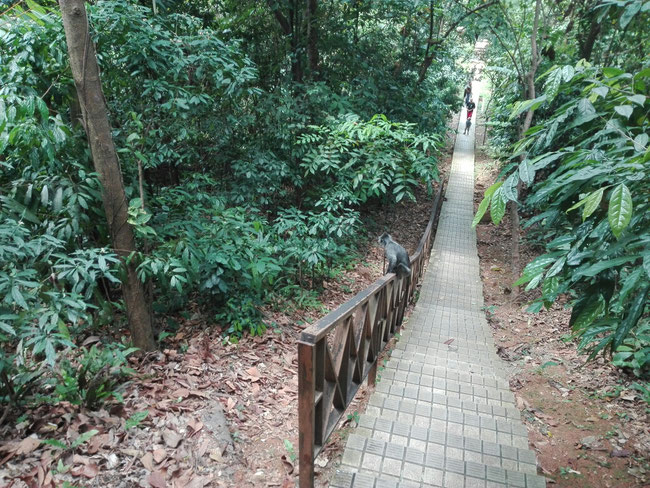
[3,111,649,488]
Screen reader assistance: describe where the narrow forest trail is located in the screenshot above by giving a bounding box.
[329,68,546,487]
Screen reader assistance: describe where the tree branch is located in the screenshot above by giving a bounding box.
[432,1,497,46]
[266,0,292,35]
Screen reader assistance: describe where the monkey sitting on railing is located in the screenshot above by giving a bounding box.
[378,233,411,278]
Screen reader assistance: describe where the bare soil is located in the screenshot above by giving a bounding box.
[473,113,650,488]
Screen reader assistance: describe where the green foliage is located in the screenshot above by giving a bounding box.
[43,429,99,451]
[298,114,442,207]
[125,410,149,430]
[480,62,650,365]
[53,344,137,409]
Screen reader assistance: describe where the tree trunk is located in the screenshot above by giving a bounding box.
[59,0,156,351]
[306,0,319,79]
[579,15,601,61]
[511,0,542,278]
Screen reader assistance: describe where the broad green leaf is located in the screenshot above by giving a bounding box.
[484,181,503,199]
[591,86,609,98]
[525,273,544,291]
[618,268,643,307]
[620,2,641,28]
[501,173,519,202]
[545,256,566,278]
[518,159,535,185]
[53,187,63,213]
[576,256,637,277]
[70,430,98,449]
[571,295,605,331]
[509,95,547,120]
[573,98,597,126]
[608,184,633,238]
[472,196,490,228]
[542,275,560,304]
[614,105,633,118]
[11,286,29,310]
[611,285,650,352]
[603,67,624,78]
[490,187,506,225]
[36,98,49,121]
[472,181,503,228]
[582,187,605,221]
[633,133,648,151]
[42,439,67,449]
[627,94,646,106]
[515,254,558,285]
[126,411,149,430]
[41,185,49,206]
[561,65,575,82]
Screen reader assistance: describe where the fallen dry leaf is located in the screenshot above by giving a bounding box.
[16,436,41,455]
[153,448,167,464]
[71,463,99,478]
[226,397,236,411]
[281,454,294,474]
[141,452,155,471]
[162,429,182,449]
[245,366,261,381]
[171,388,190,399]
[148,470,167,488]
[187,418,203,435]
[281,476,296,488]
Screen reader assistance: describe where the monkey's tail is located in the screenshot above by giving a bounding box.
[397,263,411,278]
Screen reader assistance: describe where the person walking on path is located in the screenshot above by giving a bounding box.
[464,98,475,135]
[463,85,472,106]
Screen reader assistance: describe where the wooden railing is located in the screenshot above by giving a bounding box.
[297,181,446,487]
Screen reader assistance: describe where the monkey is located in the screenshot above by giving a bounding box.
[378,233,411,278]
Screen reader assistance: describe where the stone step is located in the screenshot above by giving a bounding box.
[356,415,537,474]
[369,388,521,422]
[398,331,495,350]
[406,309,489,329]
[399,328,493,345]
[400,324,492,343]
[384,355,508,384]
[374,378,515,408]
[367,393,528,448]
[388,349,510,378]
[394,342,502,362]
[381,361,510,391]
[408,304,488,321]
[332,434,546,488]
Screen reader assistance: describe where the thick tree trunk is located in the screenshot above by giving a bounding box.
[59,0,156,351]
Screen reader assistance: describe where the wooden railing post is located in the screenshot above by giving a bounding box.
[298,340,315,488]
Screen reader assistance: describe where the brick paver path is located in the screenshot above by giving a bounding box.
[330,85,546,488]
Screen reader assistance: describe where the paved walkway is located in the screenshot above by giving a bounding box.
[330,85,546,487]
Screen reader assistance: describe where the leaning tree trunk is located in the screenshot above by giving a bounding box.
[59,0,156,351]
